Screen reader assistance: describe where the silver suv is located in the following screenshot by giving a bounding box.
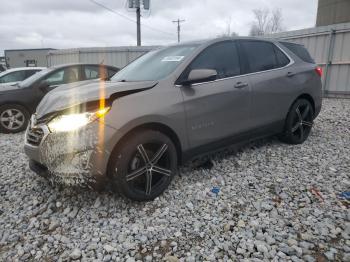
[24,37,322,201]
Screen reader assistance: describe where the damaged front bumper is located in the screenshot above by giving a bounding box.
[24,115,117,189]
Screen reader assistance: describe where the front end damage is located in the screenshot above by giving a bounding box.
[24,79,157,189]
[24,116,116,189]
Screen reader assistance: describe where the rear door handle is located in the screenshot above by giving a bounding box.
[287,72,295,77]
[234,82,248,89]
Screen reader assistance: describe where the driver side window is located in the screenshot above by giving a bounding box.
[181,41,241,81]
[45,70,64,86]
[43,67,80,86]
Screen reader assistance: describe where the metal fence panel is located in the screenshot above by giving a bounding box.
[47,46,157,70]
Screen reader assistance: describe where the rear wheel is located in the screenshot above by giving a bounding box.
[108,130,177,201]
[279,99,314,144]
[0,104,30,133]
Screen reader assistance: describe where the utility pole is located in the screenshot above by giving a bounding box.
[128,0,150,46]
[172,18,185,43]
[136,0,141,46]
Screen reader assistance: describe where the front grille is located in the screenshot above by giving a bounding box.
[27,127,44,146]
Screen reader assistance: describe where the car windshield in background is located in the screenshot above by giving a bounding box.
[112,45,199,82]
[18,68,53,88]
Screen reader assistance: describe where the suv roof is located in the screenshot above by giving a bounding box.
[50,63,118,69]
[171,36,283,48]
[4,67,46,72]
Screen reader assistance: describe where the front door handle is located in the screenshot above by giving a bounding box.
[234,82,248,89]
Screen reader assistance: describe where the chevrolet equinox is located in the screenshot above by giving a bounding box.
[24,38,322,201]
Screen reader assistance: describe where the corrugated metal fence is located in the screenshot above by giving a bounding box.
[47,46,157,70]
[270,22,350,97]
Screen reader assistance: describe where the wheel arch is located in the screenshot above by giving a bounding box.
[285,93,315,120]
[0,101,32,114]
[296,93,315,114]
[282,93,316,130]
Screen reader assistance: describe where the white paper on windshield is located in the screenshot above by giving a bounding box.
[161,56,184,62]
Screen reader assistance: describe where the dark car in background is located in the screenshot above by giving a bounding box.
[0,63,119,133]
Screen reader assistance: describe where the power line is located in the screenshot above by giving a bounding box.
[89,0,174,37]
[172,19,185,43]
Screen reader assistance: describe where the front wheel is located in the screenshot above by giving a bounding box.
[108,130,178,201]
[279,99,314,144]
[0,104,30,133]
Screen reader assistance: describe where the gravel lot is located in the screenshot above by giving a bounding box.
[0,98,349,262]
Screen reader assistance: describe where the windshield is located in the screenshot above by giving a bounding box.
[19,68,53,88]
[112,45,199,82]
[0,70,10,78]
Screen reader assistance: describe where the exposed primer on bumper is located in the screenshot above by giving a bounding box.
[26,122,115,188]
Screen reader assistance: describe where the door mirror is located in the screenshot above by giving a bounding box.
[182,69,217,86]
[38,80,50,92]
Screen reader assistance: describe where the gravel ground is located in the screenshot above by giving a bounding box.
[0,98,349,262]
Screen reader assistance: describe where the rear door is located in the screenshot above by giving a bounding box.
[238,40,293,129]
[179,41,251,149]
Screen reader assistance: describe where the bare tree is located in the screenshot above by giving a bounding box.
[218,17,239,38]
[249,8,284,36]
[269,8,283,33]
[252,8,270,36]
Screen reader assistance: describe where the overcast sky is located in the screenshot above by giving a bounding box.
[0,0,318,55]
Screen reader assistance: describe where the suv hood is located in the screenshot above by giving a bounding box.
[36,80,157,119]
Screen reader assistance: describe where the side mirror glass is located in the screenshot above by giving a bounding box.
[38,80,50,92]
[182,69,217,86]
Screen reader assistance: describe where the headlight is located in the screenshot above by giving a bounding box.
[48,107,110,132]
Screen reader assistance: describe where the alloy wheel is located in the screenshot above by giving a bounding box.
[0,109,25,131]
[290,103,313,142]
[124,143,172,195]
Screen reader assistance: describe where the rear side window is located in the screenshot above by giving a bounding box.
[84,65,119,80]
[275,47,290,67]
[281,42,314,63]
[239,41,289,73]
[84,65,100,80]
[183,41,240,80]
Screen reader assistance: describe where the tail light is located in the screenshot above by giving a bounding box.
[315,67,323,77]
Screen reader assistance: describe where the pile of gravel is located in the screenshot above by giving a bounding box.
[0,98,349,261]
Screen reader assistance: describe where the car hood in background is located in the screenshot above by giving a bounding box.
[36,79,157,119]
[0,83,20,92]
[0,81,20,88]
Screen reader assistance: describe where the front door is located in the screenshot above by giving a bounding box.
[178,41,251,149]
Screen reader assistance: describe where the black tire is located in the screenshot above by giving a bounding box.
[0,104,30,133]
[279,99,314,144]
[108,130,178,201]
